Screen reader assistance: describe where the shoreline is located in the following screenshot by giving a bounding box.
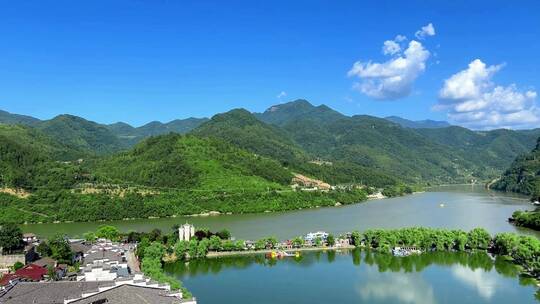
[21,191,422,227]
[205,245,357,258]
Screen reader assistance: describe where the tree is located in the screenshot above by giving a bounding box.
[494,233,519,256]
[96,225,120,241]
[171,224,180,241]
[292,237,304,248]
[174,240,189,259]
[136,238,150,259]
[208,235,222,251]
[47,266,58,280]
[127,231,141,243]
[326,234,336,247]
[266,237,278,249]
[255,239,267,250]
[148,229,162,242]
[48,234,74,264]
[351,231,362,247]
[13,261,24,271]
[467,228,491,250]
[0,222,23,254]
[217,229,231,240]
[83,232,96,243]
[36,241,52,257]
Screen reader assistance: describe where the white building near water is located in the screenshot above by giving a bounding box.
[305,231,329,242]
[179,223,195,241]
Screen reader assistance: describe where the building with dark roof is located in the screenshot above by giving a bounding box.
[68,284,187,304]
[0,281,196,304]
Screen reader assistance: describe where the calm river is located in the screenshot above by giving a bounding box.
[24,185,536,239]
[164,250,539,304]
[25,185,540,303]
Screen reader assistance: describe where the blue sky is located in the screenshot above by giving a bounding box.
[0,0,539,128]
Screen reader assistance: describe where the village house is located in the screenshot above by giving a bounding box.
[0,263,48,288]
[0,280,196,304]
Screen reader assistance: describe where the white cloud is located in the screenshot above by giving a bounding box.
[437,59,539,129]
[394,35,407,42]
[382,40,401,55]
[276,91,287,99]
[348,40,430,100]
[415,23,435,40]
[348,24,434,100]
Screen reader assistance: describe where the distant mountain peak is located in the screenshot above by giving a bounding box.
[263,99,314,113]
[0,109,42,126]
[385,116,451,129]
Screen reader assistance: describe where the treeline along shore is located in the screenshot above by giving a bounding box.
[64,224,540,298]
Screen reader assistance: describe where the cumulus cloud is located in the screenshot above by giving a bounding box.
[348,24,434,100]
[348,40,430,100]
[437,59,539,129]
[276,91,287,99]
[382,40,401,55]
[415,23,435,40]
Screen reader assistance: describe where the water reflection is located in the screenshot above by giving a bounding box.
[452,265,497,300]
[163,249,537,303]
[358,269,436,304]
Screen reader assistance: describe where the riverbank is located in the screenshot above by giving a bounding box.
[21,186,537,240]
[205,244,356,258]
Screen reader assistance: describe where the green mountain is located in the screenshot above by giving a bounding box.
[107,118,209,147]
[192,109,307,166]
[192,108,400,187]
[93,133,292,188]
[258,101,474,183]
[256,99,345,127]
[36,115,125,155]
[416,127,540,172]
[385,116,451,129]
[492,138,540,196]
[0,124,84,189]
[137,118,209,136]
[0,133,369,223]
[0,109,41,126]
[257,100,540,184]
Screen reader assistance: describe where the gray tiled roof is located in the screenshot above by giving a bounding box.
[69,242,91,254]
[33,257,57,268]
[84,250,124,265]
[67,284,183,304]
[0,281,115,304]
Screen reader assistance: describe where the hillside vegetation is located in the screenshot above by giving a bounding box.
[2,101,540,223]
[0,124,85,190]
[0,133,367,224]
[492,138,540,196]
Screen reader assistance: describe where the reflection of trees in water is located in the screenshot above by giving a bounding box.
[163,249,523,281]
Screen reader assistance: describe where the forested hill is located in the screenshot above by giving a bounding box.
[191,109,400,187]
[0,133,371,224]
[492,138,540,197]
[255,100,540,184]
[192,108,309,166]
[92,133,293,189]
[2,100,540,186]
[0,124,85,190]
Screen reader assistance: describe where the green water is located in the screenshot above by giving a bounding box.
[164,249,539,304]
[25,185,540,303]
[24,185,536,239]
